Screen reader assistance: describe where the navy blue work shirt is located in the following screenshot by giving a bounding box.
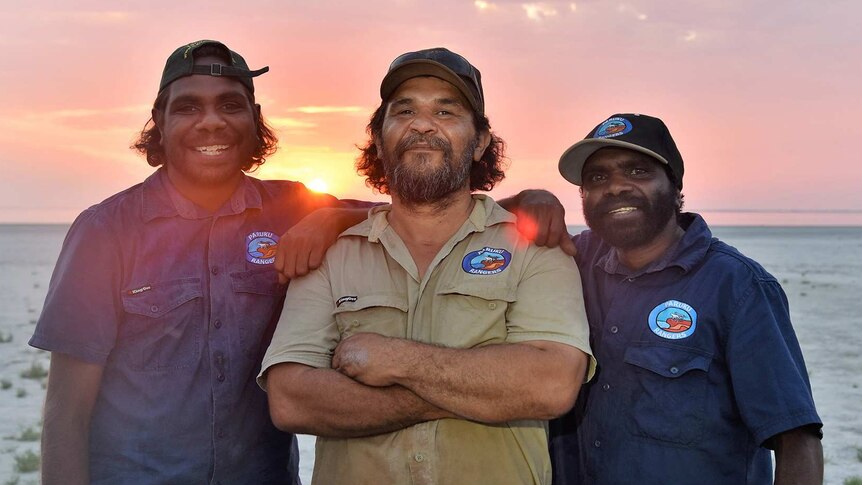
[31,169,349,484]
[550,213,821,485]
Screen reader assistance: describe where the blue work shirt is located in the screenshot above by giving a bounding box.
[550,213,822,485]
[31,169,346,484]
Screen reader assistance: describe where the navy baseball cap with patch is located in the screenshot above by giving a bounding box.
[559,113,685,189]
[380,47,485,114]
[158,40,269,94]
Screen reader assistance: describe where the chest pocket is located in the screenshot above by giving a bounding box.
[433,282,516,348]
[623,344,713,445]
[332,294,408,339]
[120,278,203,372]
[231,268,284,358]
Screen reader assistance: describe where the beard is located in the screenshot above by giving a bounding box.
[583,186,678,250]
[382,133,475,207]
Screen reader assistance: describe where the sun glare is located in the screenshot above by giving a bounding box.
[307,178,329,193]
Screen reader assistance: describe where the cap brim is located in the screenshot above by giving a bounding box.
[380,60,481,113]
[558,138,672,185]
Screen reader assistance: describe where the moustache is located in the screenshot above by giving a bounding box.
[592,194,649,215]
[394,134,451,157]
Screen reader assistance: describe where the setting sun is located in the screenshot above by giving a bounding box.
[307,178,329,193]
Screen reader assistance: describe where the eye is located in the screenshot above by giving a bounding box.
[436,110,452,116]
[174,104,199,114]
[628,167,650,177]
[222,101,244,113]
[584,173,606,184]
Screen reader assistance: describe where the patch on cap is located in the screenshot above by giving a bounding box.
[593,117,633,138]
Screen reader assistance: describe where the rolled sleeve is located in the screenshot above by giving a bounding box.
[726,278,822,446]
[258,261,339,390]
[505,246,596,380]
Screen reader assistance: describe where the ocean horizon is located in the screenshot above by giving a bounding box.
[3,209,862,228]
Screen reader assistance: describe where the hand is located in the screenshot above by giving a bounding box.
[332,333,406,387]
[274,208,341,283]
[509,189,576,256]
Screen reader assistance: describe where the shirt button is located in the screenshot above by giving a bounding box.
[414,453,425,462]
[602,383,610,391]
[609,326,619,334]
[217,374,225,382]
[211,266,219,275]
[351,320,359,328]
[670,366,679,375]
[213,319,222,329]
[594,440,601,448]
[488,302,497,310]
[150,305,159,313]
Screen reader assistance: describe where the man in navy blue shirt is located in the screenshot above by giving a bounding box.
[551,113,823,484]
[30,40,370,484]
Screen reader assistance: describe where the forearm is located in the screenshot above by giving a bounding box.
[267,363,454,438]
[773,427,824,485]
[41,412,91,485]
[41,354,103,485]
[392,340,586,423]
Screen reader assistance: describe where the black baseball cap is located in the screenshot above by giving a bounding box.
[559,113,685,189]
[380,47,484,114]
[158,40,269,94]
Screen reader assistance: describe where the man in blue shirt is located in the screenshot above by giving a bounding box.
[29,40,367,484]
[551,113,823,484]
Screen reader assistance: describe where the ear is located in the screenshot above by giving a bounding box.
[254,103,262,123]
[579,186,585,199]
[473,129,492,161]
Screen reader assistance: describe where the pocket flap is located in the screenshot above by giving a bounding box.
[436,283,516,302]
[121,278,202,318]
[231,268,281,295]
[624,344,712,378]
[332,293,408,314]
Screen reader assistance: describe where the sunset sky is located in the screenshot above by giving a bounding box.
[2,0,860,225]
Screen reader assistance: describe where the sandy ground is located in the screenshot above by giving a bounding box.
[0,224,860,484]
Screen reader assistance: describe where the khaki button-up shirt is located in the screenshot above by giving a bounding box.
[260,195,593,485]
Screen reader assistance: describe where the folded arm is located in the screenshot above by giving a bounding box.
[265,362,455,438]
[333,334,588,423]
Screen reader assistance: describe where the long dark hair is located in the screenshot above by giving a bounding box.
[355,103,507,194]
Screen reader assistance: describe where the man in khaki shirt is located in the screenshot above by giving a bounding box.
[259,47,593,485]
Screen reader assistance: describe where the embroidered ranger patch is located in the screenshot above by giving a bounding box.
[461,247,512,275]
[594,117,633,138]
[246,231,279,265]
[648,300,697,340]
[336,296,357,307]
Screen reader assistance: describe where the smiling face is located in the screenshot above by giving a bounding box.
[154,55,259,194]
[378,76,490,206]
[580,147,680,249]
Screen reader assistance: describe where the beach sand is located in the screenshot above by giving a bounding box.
[0,224,860,483]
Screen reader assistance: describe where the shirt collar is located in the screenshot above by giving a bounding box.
[596,212,712,277]
[141,168,262,222]
[340,194,515,242]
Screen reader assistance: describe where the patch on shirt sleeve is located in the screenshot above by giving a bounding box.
[246,231,279,265]
[461,247,512,275]
[648,300,698,339]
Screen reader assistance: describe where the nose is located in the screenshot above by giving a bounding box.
[409,111,437,134]
[604,171,633,196]
[196,107,227,132]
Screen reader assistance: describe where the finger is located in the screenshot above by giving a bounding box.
[515,210,539,242]
[543,209,566,249]
[532,208,552,247]
[274,238,289,284]
[560,233,578,257]
[292,237,312,277]
[305,240,327,272]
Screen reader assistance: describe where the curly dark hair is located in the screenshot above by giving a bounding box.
[130,44,278,172]
[355,103,507,194]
